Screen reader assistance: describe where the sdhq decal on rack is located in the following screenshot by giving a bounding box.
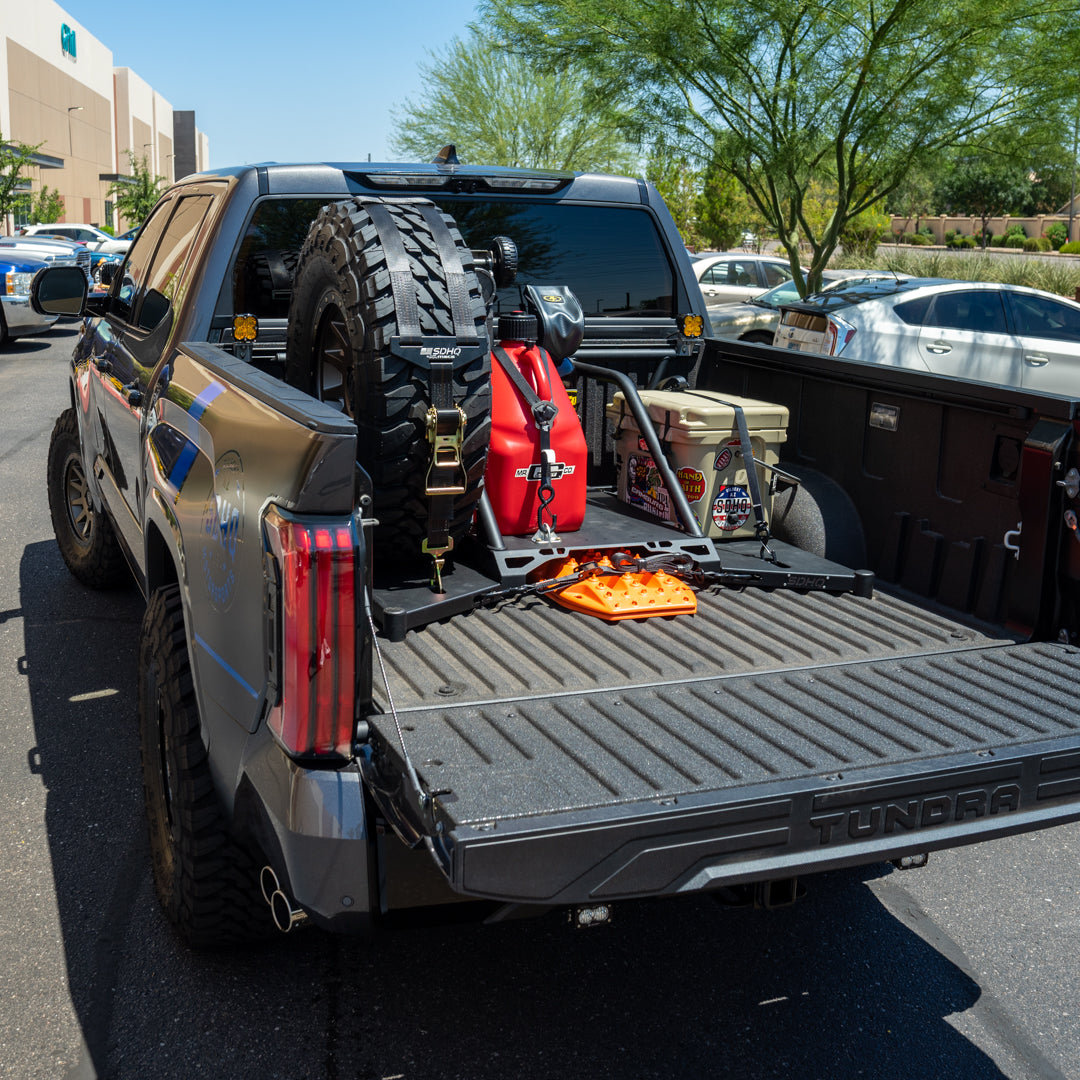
[712,484,752,532]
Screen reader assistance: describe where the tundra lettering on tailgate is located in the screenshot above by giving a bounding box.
[808,768,1023,846]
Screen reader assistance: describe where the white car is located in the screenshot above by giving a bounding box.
[694,253,793,305]
[774,277,1080,397]
[20,222,132,254]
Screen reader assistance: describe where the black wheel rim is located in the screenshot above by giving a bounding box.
[313,305,354,416]
[63,451,93,546]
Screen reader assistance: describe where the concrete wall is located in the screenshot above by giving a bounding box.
[892,214,1080,245]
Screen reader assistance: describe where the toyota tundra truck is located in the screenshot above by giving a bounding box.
[32,156,1080,946]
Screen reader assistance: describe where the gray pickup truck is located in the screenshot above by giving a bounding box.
[33,157,1080,947]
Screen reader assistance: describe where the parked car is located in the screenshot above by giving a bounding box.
[0,236,90,283]
[20,222,132,254]
[694,253,793,304]
[0,252,57,345]
[708,270,895,342]
[774,277,1080,396]
[87,249,124,286]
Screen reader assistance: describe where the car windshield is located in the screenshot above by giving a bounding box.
[750,279,803,307]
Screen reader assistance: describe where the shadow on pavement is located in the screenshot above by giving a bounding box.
[21,538,1014,1080]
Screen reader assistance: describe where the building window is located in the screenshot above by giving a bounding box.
[12,195,32,229]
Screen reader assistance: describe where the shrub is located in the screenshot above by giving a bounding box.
[1060,240,1080,255]
[839,221,885,257]
[1022,236,1052,252]
[1044,222,1068,250]
[1006,222,1027,238]
[990,234,1008,247]
[917,225,934,239]
[1005,234,1025,248]
[907,233,932,245]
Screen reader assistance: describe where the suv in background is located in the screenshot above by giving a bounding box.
[20,222,131,254]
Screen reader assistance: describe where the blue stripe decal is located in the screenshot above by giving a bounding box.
[190,381,225,420]
[167,440,199,489]
[194,632,260,700]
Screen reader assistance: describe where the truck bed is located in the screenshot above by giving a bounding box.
[366,577,1080,904]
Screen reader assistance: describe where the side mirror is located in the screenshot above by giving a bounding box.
[98,261,119,287]
[31,265,88,316]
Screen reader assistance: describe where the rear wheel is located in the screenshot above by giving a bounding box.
[139,585,274,947]
[285,198,490,560]
[47,409,128,588]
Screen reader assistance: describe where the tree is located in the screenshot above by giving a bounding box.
[934,156,1033,246]
[645,153,706,248]
[696,168,747,251]
[107,151,165,228]
[483,0,1077,294]
[389,29,635,172]
[32,186,64,224]
[0,134,42,231]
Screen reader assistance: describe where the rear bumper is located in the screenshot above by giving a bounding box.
[439,738,1080,903]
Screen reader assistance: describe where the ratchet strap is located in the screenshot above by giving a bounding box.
[491,344,561,542]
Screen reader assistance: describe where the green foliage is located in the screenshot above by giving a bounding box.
[0,133,42,225]
[1060,241,1080,254]
[1005,234,1025,247]
[830,248,1080,296]
[647,154,707,248]
[935,157,1033,245]
[1023,236,1052,251]
[389,29,634,172]
[31,185,64,224]
[696,167,748,251]
[990,234,1007,246]
[1005,222,1027,237]
[107,151,165,227]
[1044,221,1068,249]
[483,0,1077,295]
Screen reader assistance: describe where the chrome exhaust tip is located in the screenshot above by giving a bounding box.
[260,865,310,933]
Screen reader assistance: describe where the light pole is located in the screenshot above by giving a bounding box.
[67,105,83,157]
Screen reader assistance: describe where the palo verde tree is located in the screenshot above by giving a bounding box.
[483,0,1079,294]
[390,28,635,172]
[107,151,165,228]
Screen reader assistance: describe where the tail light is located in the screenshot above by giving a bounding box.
[264,507,359,758]
[824,315,856,356]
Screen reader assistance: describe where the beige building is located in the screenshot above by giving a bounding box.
[0,0,207,234]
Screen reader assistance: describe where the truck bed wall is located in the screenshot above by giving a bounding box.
[696,339,1079,637]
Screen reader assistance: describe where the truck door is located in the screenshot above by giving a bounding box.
[87,194,215,558]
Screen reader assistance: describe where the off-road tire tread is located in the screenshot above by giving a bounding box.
[139,585,275,947]
[285,198,490,555]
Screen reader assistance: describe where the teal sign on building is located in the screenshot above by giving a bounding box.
[61,24,76,59]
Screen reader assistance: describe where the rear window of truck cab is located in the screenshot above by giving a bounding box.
[227,197,676,322]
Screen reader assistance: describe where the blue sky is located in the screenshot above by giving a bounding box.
[60,0,484,167]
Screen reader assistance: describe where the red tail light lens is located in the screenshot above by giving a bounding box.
[264,508,358,758]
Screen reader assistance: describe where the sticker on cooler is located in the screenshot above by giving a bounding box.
[676,466,706,503]
[627,453,671,520]
[712,484,752,532]
[714,439,743,472]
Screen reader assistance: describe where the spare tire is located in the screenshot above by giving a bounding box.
[284,199,490,559]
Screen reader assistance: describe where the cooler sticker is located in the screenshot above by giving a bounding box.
[676,466,707,502]
[515,463,576,481]
[714,439,742,472]
[201,450,244,611]
[627,453,671,520]
[712,484,752,532]
[637,437,650,451]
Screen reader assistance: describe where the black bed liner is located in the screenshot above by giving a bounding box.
[366,585,1080,903]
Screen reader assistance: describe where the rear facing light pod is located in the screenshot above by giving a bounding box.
[264,507,359,758]
[825,315,856,356]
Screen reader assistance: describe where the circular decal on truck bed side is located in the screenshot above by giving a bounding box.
[712,484,752,532]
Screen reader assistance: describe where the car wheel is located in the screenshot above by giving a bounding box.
[139,584,275,947]
[46,409,128,588]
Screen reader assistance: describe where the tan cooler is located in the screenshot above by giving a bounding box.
[607,389,789,540]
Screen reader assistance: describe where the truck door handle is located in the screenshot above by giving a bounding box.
[94,357,112,374]
[1025,354,1050,367]
[925,341,952,354]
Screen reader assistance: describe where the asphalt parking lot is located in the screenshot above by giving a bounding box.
[2,327,1079,1080]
